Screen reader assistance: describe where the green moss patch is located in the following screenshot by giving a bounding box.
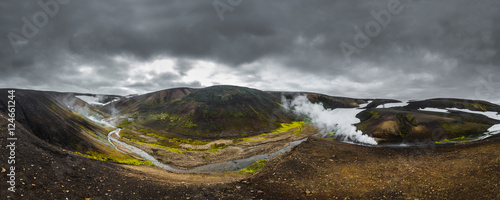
[142,112,198,128]
[240,160,268,173]
[120,129,214,153]
[209,143,227,154]
[269,121,305,136]
[234,137,266,143]
[76,151,153,166]
[434,135,477,144]
[118,119,132,128]
[369,111,381,119]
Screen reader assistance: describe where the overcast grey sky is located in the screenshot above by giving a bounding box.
[1,0,499,103]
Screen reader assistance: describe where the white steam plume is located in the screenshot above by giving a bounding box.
[56,94,115,127]
[283,95,377,145]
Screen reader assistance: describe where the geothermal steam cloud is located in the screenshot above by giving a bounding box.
[282,95,377,145]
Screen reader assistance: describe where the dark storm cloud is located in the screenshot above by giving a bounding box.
[174,59,195,76]
[0,0,499,102]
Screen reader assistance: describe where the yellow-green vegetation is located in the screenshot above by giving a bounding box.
[48,102,71,117]
[170,137,210,145]
[396,114,417,126]
[125,137,185,154]
[234,137,266,143]
[50,103,58,110]
[370,111,381,119]
[269,121,305,136]
[231,112,245,118]
[440,122,461,135]
[327,131,335,137]
[73,119,113,145]
[143,141,185,153]
[405,115,417,126]
[439,122,489,139]
[233,121,308,144]
[120,129,214,153]
[139,130,210,145]
[240,160,268,173]
[77,124,100,138]
[456,102,487,111]
[183,119,198,128]
[118,119,132,127]
[143,112,198,128]
[357,123,368,131]
[75,151,153,165]
[210,143,227,154]
[249,105,263,117]
[434,135,476,144]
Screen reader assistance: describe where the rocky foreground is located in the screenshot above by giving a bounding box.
[1,87,499,199]
[1,115,498,199]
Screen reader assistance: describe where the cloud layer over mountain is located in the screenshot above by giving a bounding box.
[1,0,499,103]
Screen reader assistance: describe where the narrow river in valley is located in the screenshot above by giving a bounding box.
[103,100,500,173]
[107,128,308,173]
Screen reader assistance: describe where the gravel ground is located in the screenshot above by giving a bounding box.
[1,116,498,199]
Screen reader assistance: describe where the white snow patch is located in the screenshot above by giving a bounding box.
[488,124,500,132]
[101,98,120,106]
[418,107,500,121]
[358,101,372,108]
[75,95,105,106]
[76,95,120,106]
[448,108,500,135]
[284,95,377,145]
[418,106,500,136]
[418,107,449,113]
[376,101,409,108]
[447,108,500,121]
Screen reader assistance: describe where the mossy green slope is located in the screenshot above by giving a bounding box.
[0,89,147,166]
[100,87,195,114]
[132,86,295,138]
[356,108,499,143]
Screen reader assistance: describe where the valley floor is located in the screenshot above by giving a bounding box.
[1,119,499,199]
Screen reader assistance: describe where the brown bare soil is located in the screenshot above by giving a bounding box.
[248,136,500,199]
[114,125,318,169]
[1,89,499,199]
[2,114,498,199]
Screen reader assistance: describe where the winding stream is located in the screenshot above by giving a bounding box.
[104,100,373,173]
[102,101,500,173]
[107,128,308,173]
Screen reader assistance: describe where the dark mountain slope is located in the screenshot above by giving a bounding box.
[1,87,499,199]
[404,98,500,112]
[0,89,141,163]
[129,86,295,138]
[100,87,195,114]
[356,108,499,143]
[0,113,204,199]
[355,98,500,143]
